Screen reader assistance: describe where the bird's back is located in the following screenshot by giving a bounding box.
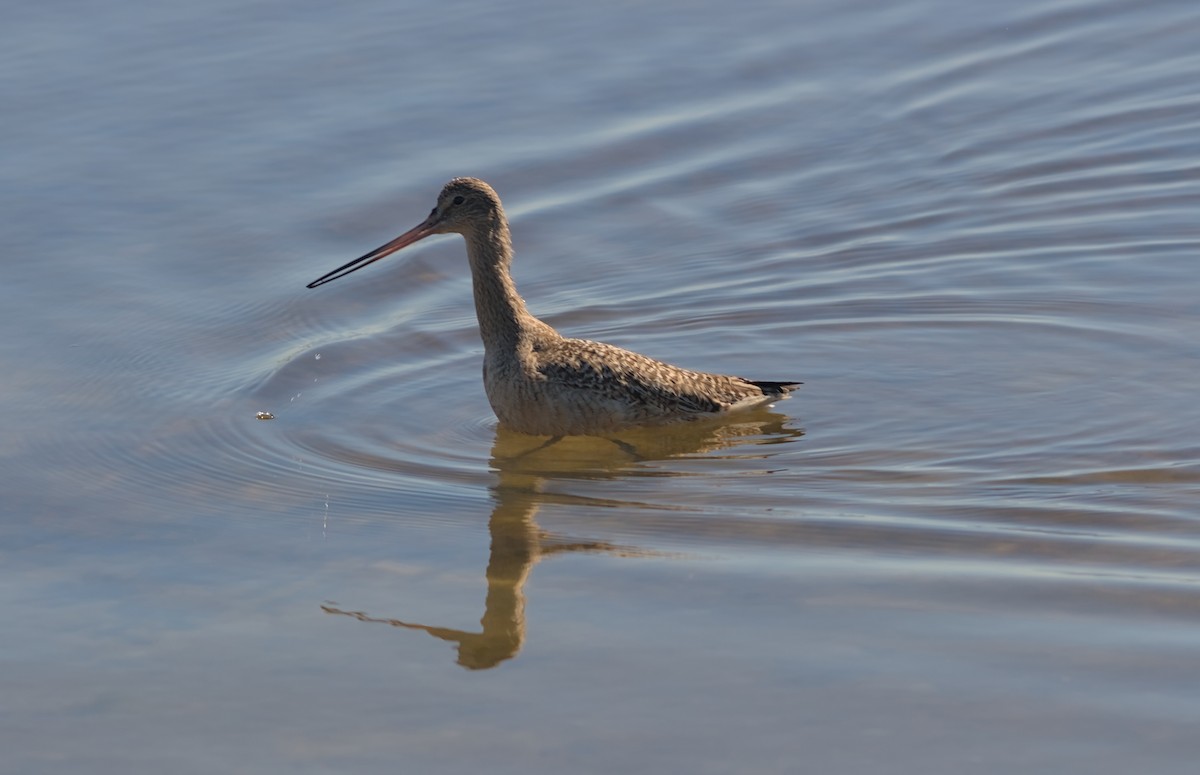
[488,334,797,435]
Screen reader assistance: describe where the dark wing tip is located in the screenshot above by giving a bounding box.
[747,380,803,397]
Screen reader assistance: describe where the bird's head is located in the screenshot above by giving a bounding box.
[306,177,504,289]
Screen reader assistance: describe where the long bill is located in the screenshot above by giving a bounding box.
[306,215,439,289]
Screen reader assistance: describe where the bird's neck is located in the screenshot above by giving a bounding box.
[464,219,546,351]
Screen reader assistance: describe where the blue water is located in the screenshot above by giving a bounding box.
[4,0,1200,772]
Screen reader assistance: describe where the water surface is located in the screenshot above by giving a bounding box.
[4,0,1200,772]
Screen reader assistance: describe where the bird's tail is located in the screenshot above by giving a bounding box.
[748,380,803,397]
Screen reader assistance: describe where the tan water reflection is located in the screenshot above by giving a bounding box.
[322,411,802,669]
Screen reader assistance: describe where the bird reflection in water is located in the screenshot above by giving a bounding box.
[321,409,802,669]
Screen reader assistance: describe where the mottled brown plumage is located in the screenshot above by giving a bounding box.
[307,177,800,436]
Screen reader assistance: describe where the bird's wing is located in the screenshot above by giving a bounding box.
[535,338,768,414]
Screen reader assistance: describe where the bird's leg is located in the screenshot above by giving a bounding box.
[606,438,643,461]
[505,435,564,461]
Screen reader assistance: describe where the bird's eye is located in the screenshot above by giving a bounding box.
[452,195,465,205]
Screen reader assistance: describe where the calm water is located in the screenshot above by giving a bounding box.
[4,0,1200,772]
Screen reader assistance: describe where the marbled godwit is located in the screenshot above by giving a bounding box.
[307,178,800,437]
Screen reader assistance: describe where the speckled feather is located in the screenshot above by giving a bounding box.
[536,337,791,415]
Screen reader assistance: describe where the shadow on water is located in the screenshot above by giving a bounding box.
[321,409,803,669]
